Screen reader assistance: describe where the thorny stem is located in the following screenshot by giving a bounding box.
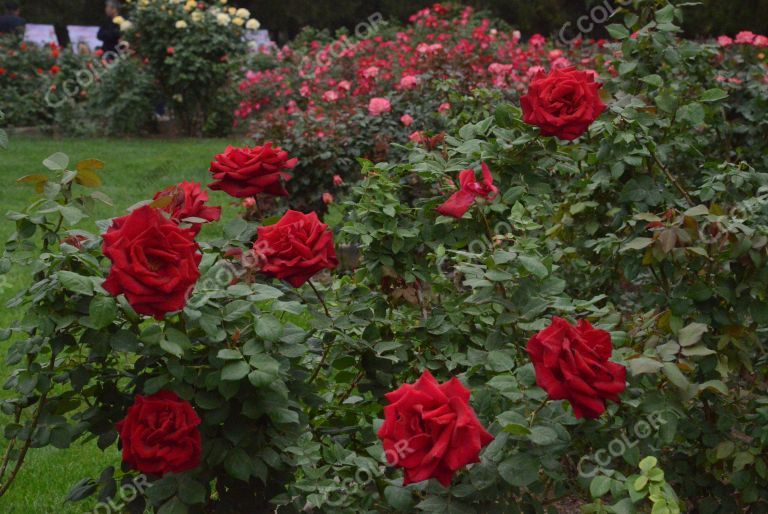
[528,399,549,426]
[338,371,365,405]
[0,351,56,498]
[651,151,694,206]
[308,280,331,318]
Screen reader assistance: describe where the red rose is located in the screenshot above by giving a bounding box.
[208,143,297,198]
[377,370,493,486]
[526,317,626,419]
[152,181,221,235]
[102,206,201,319]
[521,67,606,141]
[116,391,202,475]
[253,210,338,287]
[436,162,499,219]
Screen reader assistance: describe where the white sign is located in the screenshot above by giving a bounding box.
[68,26,101,53]
[245,29,273,51]
[24,24,57,46]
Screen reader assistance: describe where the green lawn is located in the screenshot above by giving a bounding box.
[0,136,246,513]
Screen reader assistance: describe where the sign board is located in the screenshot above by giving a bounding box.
[68,25,101,53]
[245,29,273,51]
[24,24,57,46]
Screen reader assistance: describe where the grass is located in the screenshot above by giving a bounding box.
[0,136,246,513]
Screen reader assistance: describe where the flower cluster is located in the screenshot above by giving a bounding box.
[234,3,605,206]
[118,0,260,33]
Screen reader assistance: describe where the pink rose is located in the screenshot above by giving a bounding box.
[368,97,392,116]
[735,31,756,44]
[754,35,768,47]
[717,35,734,47]
[400,75,420,90]
[322,90,339,102]
[400,114,414,126]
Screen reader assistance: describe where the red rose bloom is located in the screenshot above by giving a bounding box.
[152,181,222,235]
[521,67,607,141]
[378,370,493,486]
[436,162,499,219]
[254,210,338,287]
[526,317,626,419]
[116,391,202,476]
[102,206,201,319]
[208,143,297,198]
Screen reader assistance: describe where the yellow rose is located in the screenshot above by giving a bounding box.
[246,18,260,30]
[235,8,250,18]
[175,20,188,29]
[112,15,125,25]
[216,13,230,26]
[232,16,244,26]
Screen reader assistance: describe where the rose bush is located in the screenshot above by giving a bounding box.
[117,0,259,135]
[0,1,767,513]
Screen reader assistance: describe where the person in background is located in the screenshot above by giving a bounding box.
[0,1,25,35]
[97,0,121,54]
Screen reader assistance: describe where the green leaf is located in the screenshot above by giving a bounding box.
[641,74,663,87]
[606,24,630,39]
[64,478,97,502]
[518,255,548,278]
[662,363,693,396]
[248,354,280,387]
[698,380,728,395]
[590,475,612,498]
[487,350,515,372]
[89,296,117,329]
[251,284,284,301]
[157,496,188,514]
[224,448,252,482]
[178,479,207,505]
[57,271,94,295]
[499,453,540,487]
[639,456,658,472]
[59,205,86,225]
[43,152,69,171]
[628,357,664,376]
[678,322,707,347]
[221,361,250,381]
[160,339,184,358]
[622,238,654,252]
[529,426,558,446]
[255,315,283,342]
[217,349,243,361]
[502,423,531,436]
[634,475,649,491]
[384,485,414,510]
[700,88,728,103]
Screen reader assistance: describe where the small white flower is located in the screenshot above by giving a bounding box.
[120,20,133,31]
[216,13,231,26]
[236,8,250,18]
[175,20,188,29]
[246,18,260,30]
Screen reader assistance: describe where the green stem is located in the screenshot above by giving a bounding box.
[308,280,331,318]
